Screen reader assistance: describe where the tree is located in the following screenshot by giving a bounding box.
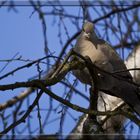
[0,0,140,139]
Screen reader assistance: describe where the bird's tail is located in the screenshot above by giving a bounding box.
[120,84,140,116]
[133,104,140,115]
[130,88,140,115]
[104,80,140,116]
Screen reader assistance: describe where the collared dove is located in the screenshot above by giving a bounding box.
[73,21,140,115]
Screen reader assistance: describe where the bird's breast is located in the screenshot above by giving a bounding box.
[74,40,97,62]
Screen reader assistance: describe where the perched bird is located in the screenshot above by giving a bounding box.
[73,21,140,115]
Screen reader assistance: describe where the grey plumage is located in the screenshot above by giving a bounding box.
[73,21,140,115]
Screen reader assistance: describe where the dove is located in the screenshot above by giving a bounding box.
[73,21,140,115]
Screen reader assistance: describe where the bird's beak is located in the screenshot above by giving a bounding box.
[84,32,90,39]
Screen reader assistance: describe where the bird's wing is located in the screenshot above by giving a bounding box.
[97,40,132,80]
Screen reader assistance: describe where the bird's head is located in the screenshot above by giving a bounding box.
[82,21,94,39]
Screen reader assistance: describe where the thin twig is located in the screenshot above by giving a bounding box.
[0,90,43,135]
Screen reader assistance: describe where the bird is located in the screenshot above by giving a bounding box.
[72,21,140,115]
